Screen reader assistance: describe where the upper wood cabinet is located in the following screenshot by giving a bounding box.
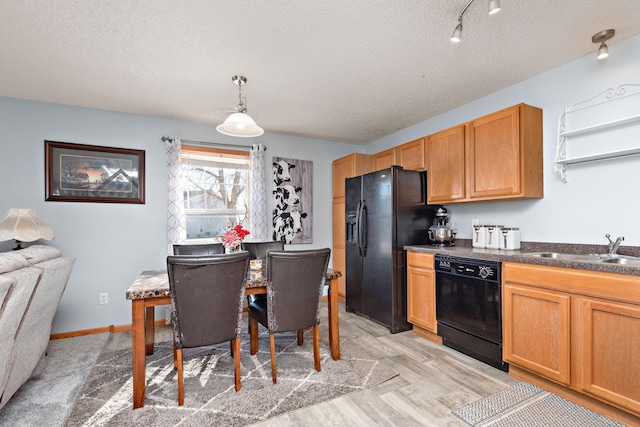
[397,137,426,171]
[332,153,372,199]
[373,148,397,171]
[426,125,466,203]
[373,138,426,172]
[426,103,543,204]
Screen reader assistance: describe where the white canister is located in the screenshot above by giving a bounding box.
[472,225,487,248]
[500,227,521,250]
[484,225,503,249]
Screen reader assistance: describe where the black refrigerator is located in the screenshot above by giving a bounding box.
[345,166,439,333]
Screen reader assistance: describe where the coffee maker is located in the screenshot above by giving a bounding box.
[428,207,455,246]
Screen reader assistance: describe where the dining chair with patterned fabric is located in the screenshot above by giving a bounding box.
[172,243,224,255]
[167,252,250,405]
[248,248,331,383]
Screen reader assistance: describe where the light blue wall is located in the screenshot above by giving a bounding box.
[367,33,640,247]
[2,34,639,333]
[0,99,363,333]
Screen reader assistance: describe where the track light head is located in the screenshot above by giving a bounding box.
[592,29,615,60]
[488,0,501,15]
[451,22,463,43]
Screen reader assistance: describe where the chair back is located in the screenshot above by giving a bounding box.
[167,252,250,349]
[265,249,331,333]
[241,241,284,260]
[173,243,224,255]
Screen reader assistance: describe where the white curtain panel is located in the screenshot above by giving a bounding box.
[165,136,186,255]
[249,143,269,241]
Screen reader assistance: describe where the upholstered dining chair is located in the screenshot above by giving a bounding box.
[241,241,284,260]
[248,248,331,383]
[172,242,224,255]
[241,241,284,306]
[167,252,250,405]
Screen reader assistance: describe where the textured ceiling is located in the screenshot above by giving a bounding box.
[1,1,639,144]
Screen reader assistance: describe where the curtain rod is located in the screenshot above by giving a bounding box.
[161,136,266,151]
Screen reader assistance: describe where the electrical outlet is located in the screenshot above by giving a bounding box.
[99,293,108,305]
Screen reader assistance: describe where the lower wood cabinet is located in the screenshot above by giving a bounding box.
[503,262,640,422]
[406,251,441,343]
[580,298,640,414]
[503,283,571,385]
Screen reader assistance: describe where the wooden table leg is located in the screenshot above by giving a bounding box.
[132,299,146,409]
[145,306,155,355]
[328,277,340,360]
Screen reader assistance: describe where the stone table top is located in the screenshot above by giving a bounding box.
[126,268,341,300]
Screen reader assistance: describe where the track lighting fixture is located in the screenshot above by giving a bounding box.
[450,0,501,44]
[592,29,615,60]
[216,75,264,138]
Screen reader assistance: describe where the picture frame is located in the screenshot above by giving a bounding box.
[45,140,145,204]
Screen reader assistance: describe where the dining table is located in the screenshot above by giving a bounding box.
[125,266,342,409]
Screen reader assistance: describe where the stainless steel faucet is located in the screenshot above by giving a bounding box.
[605,234,625,256]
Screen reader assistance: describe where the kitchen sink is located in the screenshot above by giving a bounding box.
[522,252,597,261]
[597,257,640,266]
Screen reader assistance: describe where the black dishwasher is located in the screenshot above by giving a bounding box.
[435,254,508,372]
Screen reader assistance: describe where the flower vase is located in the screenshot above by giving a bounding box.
[226,245,241,254]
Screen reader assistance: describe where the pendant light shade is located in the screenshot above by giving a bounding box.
[217,75,264,138]
[216,112,264,137]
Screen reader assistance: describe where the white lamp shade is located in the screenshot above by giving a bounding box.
[0,208,55,242]
[216,112,265,138]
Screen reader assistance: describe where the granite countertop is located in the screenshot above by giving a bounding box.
[405,239,640,277]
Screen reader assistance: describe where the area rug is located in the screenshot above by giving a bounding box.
[64,328,397,426]
[453,381,626,427]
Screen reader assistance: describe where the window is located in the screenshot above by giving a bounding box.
[181,146,250,241]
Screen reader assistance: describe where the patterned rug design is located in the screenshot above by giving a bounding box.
[453,382,626,427]
[65,329,397,426]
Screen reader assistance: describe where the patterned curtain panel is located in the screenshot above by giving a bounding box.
[249,143,269,241]
[165,136,186,255]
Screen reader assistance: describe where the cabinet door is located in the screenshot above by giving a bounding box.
[397,138,425,171]
[332,198,346,297]
[426,125,466,203]
[581,298,640,413]
[407,266,436,332]
[407,252,436,332]
[332,153,372,198]
[467,106,521,199]
[503,284,571,385]
[374,148,396,171]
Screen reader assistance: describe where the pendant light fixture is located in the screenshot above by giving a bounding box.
[451,0,501,44]
[592,29,615,60]
[216,75,264,138]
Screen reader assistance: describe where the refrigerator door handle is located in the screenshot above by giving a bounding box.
[359,200,367,257]
[355,200,362,256]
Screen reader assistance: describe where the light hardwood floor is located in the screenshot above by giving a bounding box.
[248,302,520,426]
[86,301,520,426]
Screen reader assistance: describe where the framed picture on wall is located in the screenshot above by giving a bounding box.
[45,140,145,204]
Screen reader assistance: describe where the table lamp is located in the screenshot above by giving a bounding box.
[0,208,55,250]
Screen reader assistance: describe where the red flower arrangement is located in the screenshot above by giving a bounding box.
[221,225,250,250]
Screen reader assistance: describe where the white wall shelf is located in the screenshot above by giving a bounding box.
[555,83,640,182]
